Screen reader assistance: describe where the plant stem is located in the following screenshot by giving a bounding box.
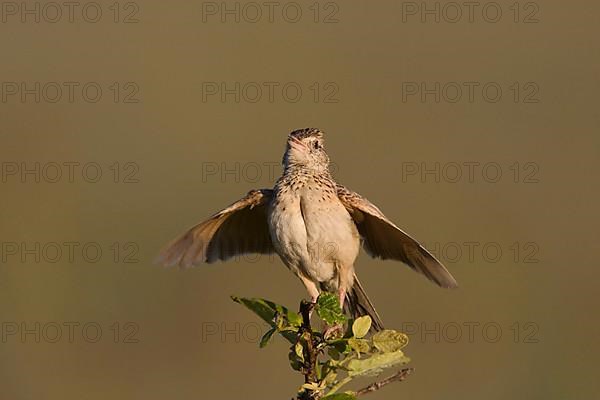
[298,300,320,400]
[355,368,414,397]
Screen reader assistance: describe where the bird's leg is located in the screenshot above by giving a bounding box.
[298,274,320,315]
[338,287,346,309]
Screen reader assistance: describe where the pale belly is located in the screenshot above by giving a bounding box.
[268,188,360,285]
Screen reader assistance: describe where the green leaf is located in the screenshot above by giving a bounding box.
[329,338,351,355]
[275,312,298,332]
[352,316,372,338]
[286,310,303,328]
[294,341,305,363]
[347,350,410,377]
[259,327,276,348]
[320,360,339,385]
[316,293,347,325]
[231,296,301,343]
[327,347,341,360]
[288,349,302,371]
[372,329,409,353]
[322,393,356,400]
[348,338,370,356]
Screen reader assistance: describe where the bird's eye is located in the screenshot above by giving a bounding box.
[313,141,321,150]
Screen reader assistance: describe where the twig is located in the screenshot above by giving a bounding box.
[355,368,414,397]
[298,301,320,400]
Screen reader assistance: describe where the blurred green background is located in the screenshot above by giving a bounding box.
[1,1,598,399]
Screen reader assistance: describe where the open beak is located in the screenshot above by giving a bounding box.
[288,136,308,152]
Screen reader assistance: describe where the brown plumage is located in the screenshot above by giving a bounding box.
[157,128,457,330]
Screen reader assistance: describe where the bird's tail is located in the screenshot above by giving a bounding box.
[345,275,384,331]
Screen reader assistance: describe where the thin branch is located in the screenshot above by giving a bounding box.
[298,300,320,400]
[300,301,317,384]
[355,368,414,397]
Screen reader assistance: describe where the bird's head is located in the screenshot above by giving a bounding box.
[283,128,330,173]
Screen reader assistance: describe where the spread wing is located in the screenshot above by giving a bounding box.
[157,189,275,267]
[337,185,458,288]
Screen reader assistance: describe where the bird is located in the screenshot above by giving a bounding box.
[157,128,457,331]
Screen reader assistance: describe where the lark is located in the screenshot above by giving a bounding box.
[158,128,457,330]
